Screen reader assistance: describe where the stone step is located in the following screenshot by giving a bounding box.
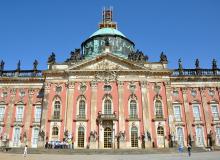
[1,147,208,155]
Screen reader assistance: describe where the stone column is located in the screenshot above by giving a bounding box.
[65,82,75,135]
[199,87,209,147]
[165,82,174,148]
[38,82,50,148]
[5,89,16,147]
[117,81,126,148]
[89,80,98,149]
[182,88,192,146]
[24,93,33,147]
[140,81,151,148]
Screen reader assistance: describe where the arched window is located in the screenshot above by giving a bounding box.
[130,100,137,118]
[131,126,138,147]
[78,127,85,147]
[52,126,59,136]
[155,100,163,118]
[79,100,86,118]
[104,99,112,114]
[157,126,164,136]
[53,101,61,119]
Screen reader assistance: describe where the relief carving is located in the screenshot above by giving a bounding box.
[95,70,118,84]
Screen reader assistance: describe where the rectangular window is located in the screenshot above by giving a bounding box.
[193,105,200,121]
[216,127,220,145]
[16,105,24,122]
[211,104,219,120]
[173,105,181,121]
[35,106,41,122]
[0,105,5,121]
[13,127,21,147]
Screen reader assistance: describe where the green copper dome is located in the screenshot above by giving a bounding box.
[82,28,135,59]
[90,28,126,38]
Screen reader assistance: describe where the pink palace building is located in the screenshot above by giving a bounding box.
[0,9,220,149]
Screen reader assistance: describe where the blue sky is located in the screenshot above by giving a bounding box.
[0,0,220,70]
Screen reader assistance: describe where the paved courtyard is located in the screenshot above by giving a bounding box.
[0,152,220,160]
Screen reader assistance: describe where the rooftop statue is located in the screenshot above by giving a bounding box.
[160,52,168,63]
[178,58,183,70]
[17,60,21,71]
[33,59,38,71]
[65,49,83,63]
[195,58,200,69]
[0,60,5,71]
[48,52,56,64]
[128,50,148,63]
[212,59,217,70]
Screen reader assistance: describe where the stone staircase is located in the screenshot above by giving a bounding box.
[0,147,208,155]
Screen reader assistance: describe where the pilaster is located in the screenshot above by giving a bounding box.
[65,82,75,135]
[90,80,98,149]
[140,81,151,148]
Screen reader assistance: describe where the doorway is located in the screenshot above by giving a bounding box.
[104,127,112,148]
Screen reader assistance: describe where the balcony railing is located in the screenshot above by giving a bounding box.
[155,114,164,119]
[98,114,117,121]
[0,70,42,77]
[127,114,140,121]
[172,69,220,77]
[52,116,61,120]
[76,115,86,120]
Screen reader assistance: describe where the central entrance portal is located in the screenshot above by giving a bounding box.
[104,127,112,148]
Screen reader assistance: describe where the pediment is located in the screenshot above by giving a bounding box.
[67,53,147,71]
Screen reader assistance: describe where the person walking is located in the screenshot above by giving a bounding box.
[23,145,28,157]
[187,144,192,157]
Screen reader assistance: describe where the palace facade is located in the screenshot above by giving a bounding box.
[0,9,220,149]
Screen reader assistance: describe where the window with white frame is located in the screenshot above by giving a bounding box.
[78,127,85,147]
[79,100,86,118]
[0,105,5,121]
[176,127,184,146]
[53,101,61,119]
[131,126,138,147]
[211,104,219,120]
[173,105,181,121]
[155,100,163,118]
[52,126,59,136]
[192,104,200,121]
[130,100,137,118]
[195,127,204,146]
[13,127,21,147]
[32,128,39,146]
[216,127,220,146]
[16,105,24,122]
[35,106,41,122]
[104,99,112,114]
